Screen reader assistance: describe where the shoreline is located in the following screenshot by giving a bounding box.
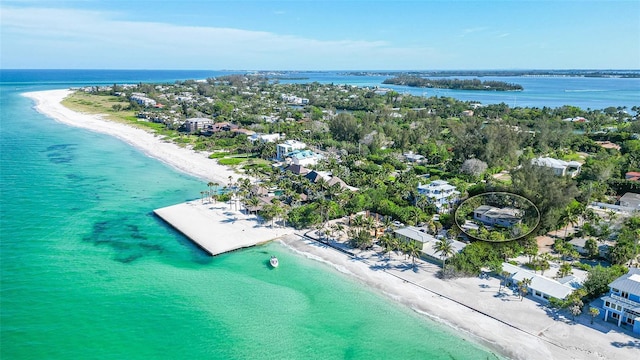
[25,88,637,360]
[278,235,637,360]
[23,89,242,185]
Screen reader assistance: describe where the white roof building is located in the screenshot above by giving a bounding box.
[502,263,577,302]
[618,192,640,212]
[473,205,523,228]
[417,180,460,212]
[531,157,582,177]
[249,133,282,143]
[394,226,466,261]
[403,151,425,163]
[276,140,307,160]
[287,149,322,167]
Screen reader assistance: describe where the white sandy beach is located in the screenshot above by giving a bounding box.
[23,89,242,185]
[25,89,638,360]
[279,236,638,360]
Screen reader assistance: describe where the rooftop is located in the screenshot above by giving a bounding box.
[502,262,575,300]
[610,268,640,295]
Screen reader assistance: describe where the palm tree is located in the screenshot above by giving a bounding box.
[501,246,515,262]
[434,238,455,271]
[352,214,365,230]
[589,307,600,324]
[271,199,286,228]
[207,181,218,198]
[499,270,511,293]
[561,205,580,239]
[558,262,573,278]
[378,234,394,260]
[383,216,393,233]
[538,253,552,276]
[246,196,261,215]
[519,277,532,301]
[407,241,422,269]
[409,207,420,226]
[363,215,375,233]
[316,200,330,229]
[332,223,345,240]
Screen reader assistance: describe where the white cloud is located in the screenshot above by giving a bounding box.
[0,6,444,69]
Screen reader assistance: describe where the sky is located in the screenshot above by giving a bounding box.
[1,0,639,70]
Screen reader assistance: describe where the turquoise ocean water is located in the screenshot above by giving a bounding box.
[1,70,637,359]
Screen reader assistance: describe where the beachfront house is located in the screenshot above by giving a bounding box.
[473,205,523,228]
[276,140,307,160]
[600,268,640,334]
[417,180,460,213]
[531,157,582,177]
[287,149,322,167]
[393,226,466,262]
[501,263,577,303]
[184,118,214,133]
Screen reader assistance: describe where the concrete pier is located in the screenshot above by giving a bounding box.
[154,200,293,255]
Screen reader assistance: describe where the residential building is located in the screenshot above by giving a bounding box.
[600,268,640,334]
[473,205,523,228]
[625,172,640,182]
[287,149,322,167]
[618,192,640,212]
[417,180,460,213]
[403,151,425,163]
[249,133,282,143]
[130,93,156,107]
[184,118,214,133]
[281,94,309,105]
[531,157,582,177]
[305,171,358,191]
[568,237,589,255]
[276,140,307,160]
[282,164,310,176]
[502,263,577,303]
[562,116,589,123]
[393,226,466,262]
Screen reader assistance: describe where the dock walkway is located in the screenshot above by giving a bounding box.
[154,200,293,255]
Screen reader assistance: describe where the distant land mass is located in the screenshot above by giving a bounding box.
[345,70,640,78]
[382,76,523,91]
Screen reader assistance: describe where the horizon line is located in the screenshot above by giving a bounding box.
[2,68,640,72]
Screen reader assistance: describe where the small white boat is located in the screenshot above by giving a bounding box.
[269,256,279,268]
